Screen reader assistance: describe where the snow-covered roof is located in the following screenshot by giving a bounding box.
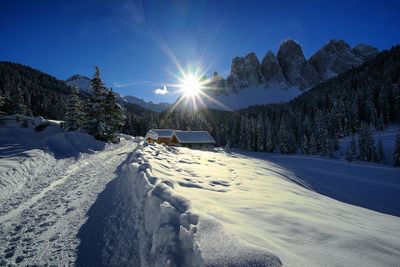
[150,129,175,138]
[173,131,215,144]
[144,130,158,140]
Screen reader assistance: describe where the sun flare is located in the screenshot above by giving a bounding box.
[180,73,202,98]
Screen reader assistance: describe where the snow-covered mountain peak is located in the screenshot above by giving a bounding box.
[65,74,91,93]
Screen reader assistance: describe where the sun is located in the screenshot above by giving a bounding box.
[181,73,202,98]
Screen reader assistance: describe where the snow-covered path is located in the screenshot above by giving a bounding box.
[0,138,137,266]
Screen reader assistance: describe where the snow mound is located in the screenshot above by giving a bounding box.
[0,119,105,201]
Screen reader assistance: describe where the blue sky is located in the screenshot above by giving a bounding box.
[1,0,399,103]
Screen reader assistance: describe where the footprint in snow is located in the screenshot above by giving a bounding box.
[209,180,230,187]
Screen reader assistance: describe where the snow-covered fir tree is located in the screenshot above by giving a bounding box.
[278,119,295,154]
[11,86,30,116]
[265,120,275,152]
[393,132,400,167]
[84,67,108,140]
[84,66,125,142]
[358,123,376,162]
[63,86,85,131]
[301,134,309,154]
[345,136,357,162]
[104,89,126,142]
[376,138,385,164]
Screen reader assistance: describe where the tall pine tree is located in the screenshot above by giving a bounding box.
[358,123,376,162]
[63,86,85,131]
[83,66,125,142]
[393,132,400,167]
[345,136,357,162]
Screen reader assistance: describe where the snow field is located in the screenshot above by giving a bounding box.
[141,142,400,266]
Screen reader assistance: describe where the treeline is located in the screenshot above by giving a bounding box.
[0,62,148,142]
[0,62,71,118]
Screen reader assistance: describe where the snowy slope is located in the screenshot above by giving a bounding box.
[140,143,400,266]
[202,85,302,110]
[337,125,400,165]
[0,120,138,265]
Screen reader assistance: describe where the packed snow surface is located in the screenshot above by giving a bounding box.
[142,143,400,266]
[0,121,137,265]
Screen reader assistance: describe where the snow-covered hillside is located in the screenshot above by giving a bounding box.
[140,142,400,266]
[203,85,302,110]
[0,119,137,265]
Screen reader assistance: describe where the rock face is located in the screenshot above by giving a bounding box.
[216,39,379,92]
[352,44,380,61]
[309,39,379,80]
[227,53,265,89]
[261,51,288,87]
[277,40,320,89]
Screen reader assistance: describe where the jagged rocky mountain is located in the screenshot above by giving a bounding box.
[65,75,170,112]
[309,40,379,80]
[220,39,379,91]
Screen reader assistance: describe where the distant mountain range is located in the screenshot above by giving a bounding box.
[200,39,379,110]
[65,75,171,112]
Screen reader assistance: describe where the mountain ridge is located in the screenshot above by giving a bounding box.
[212,39,379,93]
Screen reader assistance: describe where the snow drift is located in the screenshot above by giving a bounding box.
[77,141,281,266]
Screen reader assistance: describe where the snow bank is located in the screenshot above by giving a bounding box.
[0,149,54,198]
[0,119,105,201]
[95,142,281,266]
[108,142,282,266]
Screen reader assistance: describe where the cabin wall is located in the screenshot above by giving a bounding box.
[156,137,171,144]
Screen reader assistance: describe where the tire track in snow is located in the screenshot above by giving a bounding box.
[0,140,137,266]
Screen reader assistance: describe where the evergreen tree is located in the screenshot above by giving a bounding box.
[301,134,309,154]
[63,86,85,131]
[0,93,4,109]
[308,133,317,155]
[84,66,109,140]
[279,120,295,154]
[358,123,376,162]
[256,115,266,151]
[265,125,275,152]
[376,138,385,164]
[104,89,126,142]
[393,132,400,167]
[345,136,357,162]
[83,66,126,142]
[11,86,29,115]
